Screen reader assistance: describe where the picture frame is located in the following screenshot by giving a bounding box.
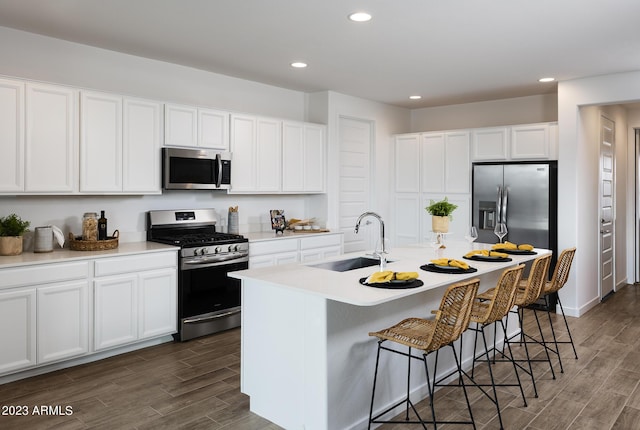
[270,209,286,234]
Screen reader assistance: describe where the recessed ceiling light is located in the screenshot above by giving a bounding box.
[538,77,555,82]
[409,95,422,100]
[291,62,308,68]
[348,12,372,22]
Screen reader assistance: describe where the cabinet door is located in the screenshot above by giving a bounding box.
[123,97,161,193]
[0,78,24,192]
[421,133,445,193]
[199,108,229,150]
[230,114,256,192]
[394,194,422,246]
[25,83,77,192]
[472,127,509,161]
[138,268,177,339]
[164,103,197,147]
[256,117,281,192]
[510,123,550,159]
[37,281,89,364]
[444,131,470,193]
[80,91,123,192]
[0,288,36,374]
[394,134,421,193]
[304,124,325,192]
[94,274,137,351]
[299,246,341,262]
[422,194,471,242]
[282,122,304,192]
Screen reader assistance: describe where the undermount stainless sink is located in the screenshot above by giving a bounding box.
[310,256,390,272]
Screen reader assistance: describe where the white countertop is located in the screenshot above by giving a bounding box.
[231,241,550,306]
[243,230,342,242]
[0,241,179,269]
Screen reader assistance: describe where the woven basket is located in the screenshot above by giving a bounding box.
[69,230,119,251]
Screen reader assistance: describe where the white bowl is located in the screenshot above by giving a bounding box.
[312,225,321,230]
[303,225,312,230]
[294,226,303,230]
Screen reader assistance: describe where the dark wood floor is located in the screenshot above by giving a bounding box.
[1,284,639,429]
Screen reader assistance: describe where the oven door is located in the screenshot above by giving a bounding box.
[178,258,247,341]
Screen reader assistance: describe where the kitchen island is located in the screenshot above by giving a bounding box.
[231,241,550,430]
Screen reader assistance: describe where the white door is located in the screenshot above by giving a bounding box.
[338,117,373,253]
[600,115,615,300]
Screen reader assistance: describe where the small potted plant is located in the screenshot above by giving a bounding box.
[0,213,30,256]
[425,197,458,233]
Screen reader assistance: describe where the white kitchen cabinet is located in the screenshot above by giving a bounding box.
[138,268,177,339]
[93,252,177,351]
[80,91,123,192]
[394,134,421,193]
[249,237,299,268]
[0,287,36,374]
[471,123,558,161]
[0,77,24,192]
[420,133,445,193]
[164,103,229,150]
[123,97,162,193]
[230,114,282,193]
[282,121,326,193]
[199,107,230,151]
[471,127,509,161]
[25,83,77,192]
[298,234,342,262]
[81,91,161,194]
[444,131,471,193]
[0,79,78,194]
[37,281,89,364]
[421,194,471,243]
[510,123,550,159]
[393,194,422,246]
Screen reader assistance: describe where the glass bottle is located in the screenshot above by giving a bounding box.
[98,210,108,240]
[82,212,98,241]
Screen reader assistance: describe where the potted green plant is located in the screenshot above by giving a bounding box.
[425,197,458,233]
[0,213,30,256]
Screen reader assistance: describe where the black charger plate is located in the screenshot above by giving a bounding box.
[359,278,424,289]
[420,264,478,274]
[463,255,512,262]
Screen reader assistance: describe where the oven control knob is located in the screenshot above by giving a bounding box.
[214,246,222,254]
[193,248,200,256]
[201,248,208,255]
[228,245,235,252]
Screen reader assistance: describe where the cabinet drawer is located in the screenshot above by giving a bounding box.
[299,234,342,250]
[249,238,298,256]
[1,261,89,289]
[94,252,177,277]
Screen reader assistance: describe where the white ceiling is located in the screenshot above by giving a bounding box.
[0,0,639,109]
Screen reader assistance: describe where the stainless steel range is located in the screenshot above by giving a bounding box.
[147,208,249,341]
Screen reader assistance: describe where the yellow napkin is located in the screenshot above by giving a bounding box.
[464,249,509,258]
[367,271,419,284]
[492,241,534,251]
[430,258,469,270]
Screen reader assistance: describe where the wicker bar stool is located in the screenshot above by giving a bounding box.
[477,253,553,398]
[525,247,578,373]
[467,264,526,430]
[368,278,479,429]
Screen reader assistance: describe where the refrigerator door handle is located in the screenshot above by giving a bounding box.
[502,187,508,224]
[496,186,502,222]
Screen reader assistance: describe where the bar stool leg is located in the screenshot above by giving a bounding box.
[557,295,579,359]
[368,341,383,430]
[500,319,527,407]
[532,306,557,378]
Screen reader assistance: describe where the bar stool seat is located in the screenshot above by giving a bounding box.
[368,278,479,429]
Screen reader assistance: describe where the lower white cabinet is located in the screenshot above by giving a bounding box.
[0,249,177,378]
[249,234,343,268]
[94,254,177,351]
[0,287,36,374]
[37,281,89,364]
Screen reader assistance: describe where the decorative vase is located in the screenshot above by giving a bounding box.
[0,236,23,256]
[431,216,450,233]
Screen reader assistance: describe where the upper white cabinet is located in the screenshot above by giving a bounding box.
[282,121,325,193]
[471,122,557,161]
[395,131,470,195]
[81,91,161,194]
[230,114,282,193]
[0,78,78,193]
[471,127,509,161]
[0,78,24,192]
[165,103,229,151]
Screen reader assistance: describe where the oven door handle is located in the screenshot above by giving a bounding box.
[183,253,248,266]
[183,308,241,324]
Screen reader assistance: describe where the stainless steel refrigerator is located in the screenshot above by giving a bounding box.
[472,161,557,256]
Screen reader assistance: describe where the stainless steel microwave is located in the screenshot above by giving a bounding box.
[162,148,232,190]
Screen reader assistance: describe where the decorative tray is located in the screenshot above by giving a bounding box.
[68,230,119,251]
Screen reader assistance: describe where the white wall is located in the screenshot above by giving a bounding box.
[410,94,558,132]
[558,70,640,316]
[626,107,640,283]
